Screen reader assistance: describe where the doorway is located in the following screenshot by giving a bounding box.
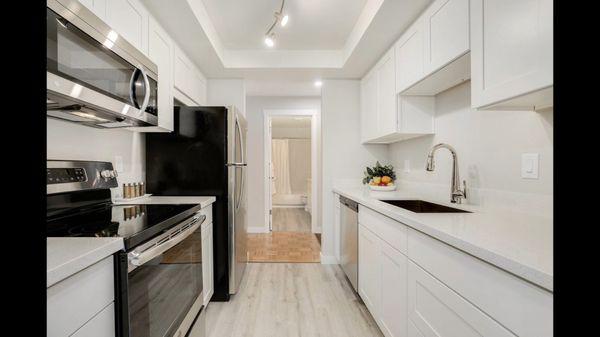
[247,109,320,263]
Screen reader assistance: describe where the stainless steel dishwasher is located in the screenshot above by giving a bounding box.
[340,196,359,292]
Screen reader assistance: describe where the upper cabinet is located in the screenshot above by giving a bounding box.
[104,0,148,54]
[361,47,435,144]
[395,17,425,94]
[398,0,471,96]
[78,0,107,20]
[173,44,208,107]
[470,0,553,111]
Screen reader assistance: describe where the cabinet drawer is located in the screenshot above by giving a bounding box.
[71,302,115,337]
[359,205,407,254]
[47,256,114,337]
[407,228,552,337]
[408,261,516,337]
[198,205,213,225]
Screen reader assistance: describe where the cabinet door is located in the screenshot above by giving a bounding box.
[147,17,174,131]
[202,221,214,306]
[408,261,516,337]
[360,71,378,142]
[395,17,425,94]
[78,0,107,20]
[358,225,381,318]
[379,241,408,337]
[333,194,341,263]
[423,0,470,74]
[470,0,553,109]
[105,0,148,54]
[70,303,115,337]
[376,49,397,137]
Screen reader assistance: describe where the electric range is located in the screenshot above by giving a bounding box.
[47,160,207,337]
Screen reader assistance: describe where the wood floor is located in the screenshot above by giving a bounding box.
[272,208,311,232]
[205,263,384,337]
[248,232,320,263]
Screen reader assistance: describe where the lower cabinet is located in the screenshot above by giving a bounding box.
[408,261,515,337]
[201,214,214,306]
[355,203,553,337]
[333,193,341,263]
[358,224,408,337]
[47,256,115,337]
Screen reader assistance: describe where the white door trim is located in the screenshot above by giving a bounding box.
[263,109,318,234]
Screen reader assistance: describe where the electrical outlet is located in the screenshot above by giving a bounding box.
[521,153,539,179]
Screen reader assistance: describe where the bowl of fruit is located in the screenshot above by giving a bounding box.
[362,161,397,191]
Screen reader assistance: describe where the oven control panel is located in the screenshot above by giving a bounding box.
[47,167,87,184]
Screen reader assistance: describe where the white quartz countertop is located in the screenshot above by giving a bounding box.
[333,186,553,292]
[47,237,124,288]
[113,196,216,208]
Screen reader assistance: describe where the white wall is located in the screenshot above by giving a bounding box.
[321,80,389,262]
[207,79,246,116]
[47,119,145,198]
[245,96,321,233]
[389,82,553,215]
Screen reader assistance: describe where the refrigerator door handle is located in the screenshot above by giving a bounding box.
[234,117,245,211]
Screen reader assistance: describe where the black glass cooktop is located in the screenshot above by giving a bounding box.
[46,203,202,250]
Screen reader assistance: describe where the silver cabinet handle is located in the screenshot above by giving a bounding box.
[226,163,247,167]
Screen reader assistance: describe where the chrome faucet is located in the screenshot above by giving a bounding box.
[426,143,467,204]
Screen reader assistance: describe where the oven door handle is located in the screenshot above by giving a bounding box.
[128,214,205,270]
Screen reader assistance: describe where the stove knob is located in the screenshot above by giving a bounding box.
[100,170,112,179]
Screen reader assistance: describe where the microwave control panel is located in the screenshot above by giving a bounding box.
[47,167,87,184]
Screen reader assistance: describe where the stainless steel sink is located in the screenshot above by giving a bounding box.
[381,200,471,213]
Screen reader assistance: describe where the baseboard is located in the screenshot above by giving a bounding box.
[247,226,269,234]
[320,253,338,265]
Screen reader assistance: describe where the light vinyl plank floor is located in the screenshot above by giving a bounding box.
[272,208,311,232]
[205,263,383,337]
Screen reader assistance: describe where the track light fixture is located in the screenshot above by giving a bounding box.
[264,0,288,47]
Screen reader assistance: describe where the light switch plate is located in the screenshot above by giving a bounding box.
[521,153,539,179]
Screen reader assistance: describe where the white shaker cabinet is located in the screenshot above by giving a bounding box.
[361,46,435,144]
[130,16,174,132]
[201,217,214,306]
[105,0,148,54]
[395,17,425,94]
[470,0,553,110]
[358,225,381,318]
[358,208,409,337]
[333,193,341,263]
[360,69,378,143]
[400,0,470,96]
[423,0,470,74]
[379,241,408,337]
[408,261,515,337]
[78,0,107,20]
[173,44,208,107]
[376,48,397,137]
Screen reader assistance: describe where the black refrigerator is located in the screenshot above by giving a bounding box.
[146,106,248,301]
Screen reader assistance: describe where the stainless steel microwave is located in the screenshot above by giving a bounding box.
[46,0,159,128]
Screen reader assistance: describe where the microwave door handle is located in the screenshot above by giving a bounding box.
[128,215,205,269]
[129,68,141,108]
[138,66,151,114]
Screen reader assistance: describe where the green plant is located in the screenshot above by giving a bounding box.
[362,161,397,184]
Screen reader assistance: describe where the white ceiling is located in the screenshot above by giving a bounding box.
[202,0,368,50]
[271,116,311,128]
[142,0,433,94]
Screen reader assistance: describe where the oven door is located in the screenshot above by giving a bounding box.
[46,6,158,118]
[120,214,205,337]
